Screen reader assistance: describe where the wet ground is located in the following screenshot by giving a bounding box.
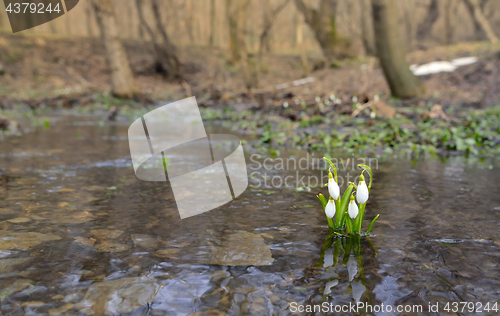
[0,114,499,315]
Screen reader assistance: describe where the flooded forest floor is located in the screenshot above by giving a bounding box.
[1,32,500,158]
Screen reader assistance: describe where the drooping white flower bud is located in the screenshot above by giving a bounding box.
[356,174,369,204]
[348,196,359,219]
[328,171,340,200]
[325,197,335,219]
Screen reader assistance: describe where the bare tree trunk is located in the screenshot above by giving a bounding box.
[86,2,94,37]
[226,0,241,64]
[372,0,424,98]
[416,0,439,42]
[444,0,459,45]
[257,0,289,79]
[135,0,182,79]
[185,0,195,43]
[401,0,414,51]
[463,0,498,43]
[360,0,375,55]
[209,0,216,45]
[296,21,310,75]
[294,0,349,66]
[91,0,138,98]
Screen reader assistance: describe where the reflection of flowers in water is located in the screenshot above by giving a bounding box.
[351,281,367,303]
[323,248,334,267]
[347,256,358,282]
[318,234,375,304]
[324,279,339,295]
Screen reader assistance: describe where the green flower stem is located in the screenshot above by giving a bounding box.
[337,184,354,228]
[323,157,338,183]
[354,202,367,233]
[327,217,335,229]
[358,164,373,191]
[345,212,354,235]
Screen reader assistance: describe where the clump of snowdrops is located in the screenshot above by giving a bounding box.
[317,157,379,235]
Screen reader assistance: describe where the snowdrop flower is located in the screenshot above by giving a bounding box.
[327,171,340,200]
[283,102,289,108]
[325,197,335,219]
[356,174,369,204]
[335,98,342,104]
[315,96,321,103]
[295,99,300,105]
[329,94,335,101]
[352,96,358,103]
[373,94,379,101]
[370,112,376,119]
[348,195,359,219]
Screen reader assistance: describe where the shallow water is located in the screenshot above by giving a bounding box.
[0,115,499,315]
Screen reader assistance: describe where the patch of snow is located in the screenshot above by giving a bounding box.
[410,56,477,76]
[410,61,456,76]
[451,56,478,67]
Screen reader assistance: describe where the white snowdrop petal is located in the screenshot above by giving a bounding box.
[328,179,340,200]
[325,200,335,218]
[356,181,369,204]
[348,200,359,219]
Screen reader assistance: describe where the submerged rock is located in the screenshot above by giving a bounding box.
[155,248,180,258]
[0,279,33,301]
[0,232,61,251]
[48,303,74,315]
[90,229,124,240]
[131,234,158,249]
[208,230,274,266]
[76,277,161,315]
[6,217,32,223]
[73,237,96,247]
[94,242,129,253]
[49,211,94,224]
[0,257,33,273]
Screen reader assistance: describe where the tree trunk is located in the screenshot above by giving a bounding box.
[185,0,195,43]
[226,0,241,64]
[296,21,310,75]
[257,0,289,79]
[135,0,182,79]
[372,0,424,98]
[463,0,498,43]
[416,0,439,42]
[209,0,216,45]
[86,2,94,37]
[91,0,138,98]
[294,0,348,66]
[360,0,375,56]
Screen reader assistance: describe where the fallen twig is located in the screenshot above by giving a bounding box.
[351,101,374,117]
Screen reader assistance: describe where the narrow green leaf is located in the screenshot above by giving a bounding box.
[316,193,327,209]
[366,214,380,234]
